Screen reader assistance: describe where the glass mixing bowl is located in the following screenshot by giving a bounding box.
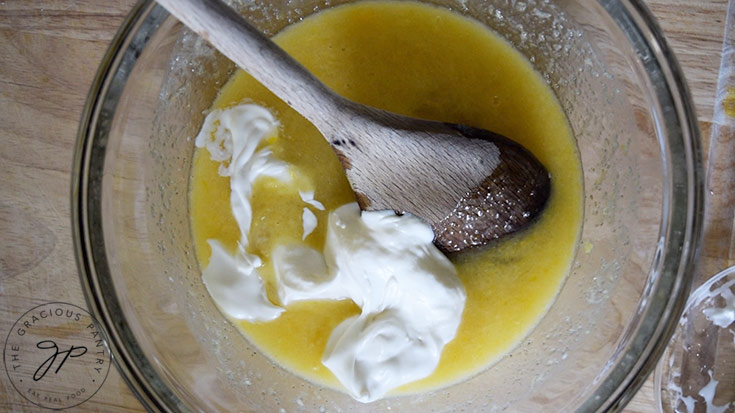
[72,0,703,411]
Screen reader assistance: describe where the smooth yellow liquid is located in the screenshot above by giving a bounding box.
[190,1,582,395]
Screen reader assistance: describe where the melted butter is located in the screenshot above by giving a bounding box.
[190,0,583,395]
[722,85,735,118]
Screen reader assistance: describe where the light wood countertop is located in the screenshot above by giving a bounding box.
[0,1,729,411]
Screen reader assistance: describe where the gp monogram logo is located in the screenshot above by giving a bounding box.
[4,302,111,410]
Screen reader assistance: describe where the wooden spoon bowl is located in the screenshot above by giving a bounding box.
[157,0,551,253]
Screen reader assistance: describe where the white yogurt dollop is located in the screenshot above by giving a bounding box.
[195,104,466,402]
[195,104,288,322]
[307,203,465,402]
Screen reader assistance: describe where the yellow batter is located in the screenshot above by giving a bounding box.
[190,0,582,396]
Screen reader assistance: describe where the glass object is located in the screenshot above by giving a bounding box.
[72,0,702,411]
[656,266,735,413]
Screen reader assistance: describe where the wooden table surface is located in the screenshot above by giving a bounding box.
[0,0,729,411]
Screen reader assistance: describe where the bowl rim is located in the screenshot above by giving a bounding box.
[582,0,703,410]
[71,0,703,411]
[72,1,186,411]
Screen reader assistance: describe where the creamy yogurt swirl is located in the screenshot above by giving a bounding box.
[195,103,466,402]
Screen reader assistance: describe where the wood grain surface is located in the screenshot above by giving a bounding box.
[0,0,729,411]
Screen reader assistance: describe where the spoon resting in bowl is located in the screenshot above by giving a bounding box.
[156,0,551,253]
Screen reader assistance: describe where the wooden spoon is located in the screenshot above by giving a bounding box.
[157,0,551,253]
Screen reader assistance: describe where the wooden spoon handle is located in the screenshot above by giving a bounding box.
[156,0,340,124]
